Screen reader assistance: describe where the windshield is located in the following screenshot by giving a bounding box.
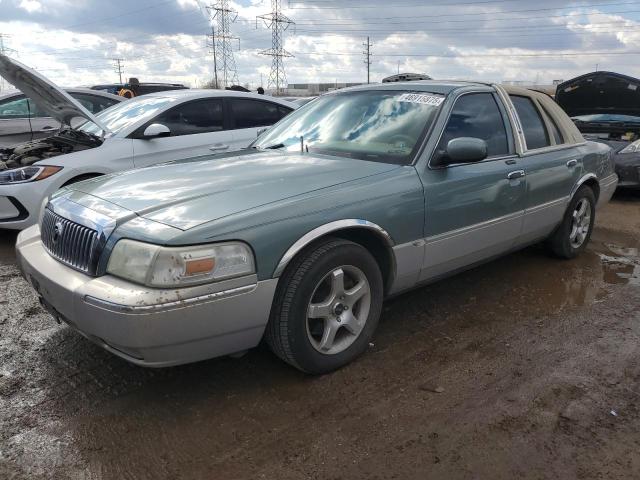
[253,90,444,164]
[78,95,179,136]
[573,114,640,124]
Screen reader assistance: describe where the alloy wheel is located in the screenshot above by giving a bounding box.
[569,198,592,248]
[306,265,371,355]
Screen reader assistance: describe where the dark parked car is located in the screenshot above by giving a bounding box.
[90,80,188,97]
[556,71,640,189]
[0,88,123,147]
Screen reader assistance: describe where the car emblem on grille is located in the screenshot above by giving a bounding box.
[52,221,64,245]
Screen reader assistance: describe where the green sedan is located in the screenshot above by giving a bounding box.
[16,81,618,374]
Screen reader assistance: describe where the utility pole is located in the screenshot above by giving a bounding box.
[207,1,239,87]
[112,58,124,84]
[363,36,372,84]
[206,25,219,88]
[257,0,294,95]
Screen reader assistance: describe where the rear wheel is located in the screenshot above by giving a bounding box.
[265,237,383,374]
[548,185,596,259]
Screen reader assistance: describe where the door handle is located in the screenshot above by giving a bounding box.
[566,159,578,168]
[40,126,55,131]
[209,144,229,151]
[507,170,525,180]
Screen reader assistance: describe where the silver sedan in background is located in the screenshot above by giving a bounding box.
[0,88,124,147]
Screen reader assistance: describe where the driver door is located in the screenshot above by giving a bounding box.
[419,91,526,281]
[131,98,234,168]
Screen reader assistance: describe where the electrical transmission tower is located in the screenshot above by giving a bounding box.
[363,36,373,84]
[257,0,294,95]
[0,34,16,93]
[207,1,239,87]
[205,26,219,88]
[112,58,124,83]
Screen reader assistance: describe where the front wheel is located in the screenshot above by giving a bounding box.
[548,185,596,259]
[265,237,383,374]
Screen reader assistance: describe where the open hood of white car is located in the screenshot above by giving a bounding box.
[0,54,112,134]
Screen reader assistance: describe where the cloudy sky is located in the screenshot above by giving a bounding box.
[1,0,640,91]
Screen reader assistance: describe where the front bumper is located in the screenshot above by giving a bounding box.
[614,154,640,188]
[0,181,49,229]
[16,225,278,367]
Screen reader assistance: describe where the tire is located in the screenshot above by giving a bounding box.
[548,185,596,259]
[265,237,384,374]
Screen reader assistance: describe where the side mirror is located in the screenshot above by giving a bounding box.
[142,123,171,139]
[256,127,268,138]
[445,137,488,164]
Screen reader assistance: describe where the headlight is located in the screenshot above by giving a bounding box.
[619,140,640,154]
[0,165,63,184]
[106,239,255,288]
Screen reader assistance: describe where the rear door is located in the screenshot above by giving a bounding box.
[131,97,234,168]
[420,91,526,281]
[509,93,582,244]
[0,94,60,146]
[226,98,293,149]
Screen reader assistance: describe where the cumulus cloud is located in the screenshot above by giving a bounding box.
[1,0,639,90]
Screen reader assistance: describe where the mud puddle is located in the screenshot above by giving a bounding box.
[0,198,639,479]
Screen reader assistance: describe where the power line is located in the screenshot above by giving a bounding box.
[288,0,637,8]
[258,0,295,94]
[363,36,372,84]
[112,58,124,83]
[207,1,240,87]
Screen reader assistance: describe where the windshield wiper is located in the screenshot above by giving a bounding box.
[264,143,286,150]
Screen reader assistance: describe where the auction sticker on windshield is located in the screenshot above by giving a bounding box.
[398,93,444,106]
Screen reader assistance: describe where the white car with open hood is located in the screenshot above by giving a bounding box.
[0,55,296,230]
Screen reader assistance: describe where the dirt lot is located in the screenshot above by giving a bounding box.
[0,192,639,480]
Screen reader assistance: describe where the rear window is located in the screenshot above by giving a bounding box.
[510,95,550,150]
[230,99,291,129]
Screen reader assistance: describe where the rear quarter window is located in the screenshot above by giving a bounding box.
[510,95,550,150]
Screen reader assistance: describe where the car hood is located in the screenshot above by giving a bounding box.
[0,54,111,134]
[67,150,401,230]
[555,71,640,118]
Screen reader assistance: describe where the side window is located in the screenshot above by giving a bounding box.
[510,95,550,150]
[152,99,224,136]
[71,93,120,113]
[539,102,564,145]
[230,99,291,129]
[0,95,47,119]
[436,92,510,161]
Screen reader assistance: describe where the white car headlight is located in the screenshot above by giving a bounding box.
[106,239,255,288]
[0,165,63,184]
[619,139,640,154]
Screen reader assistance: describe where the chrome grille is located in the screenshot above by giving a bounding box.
[41,208,99,274]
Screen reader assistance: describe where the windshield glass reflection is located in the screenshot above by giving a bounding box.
[79,96,178,136]
[253,90,444,164]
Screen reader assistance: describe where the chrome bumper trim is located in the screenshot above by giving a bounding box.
[84,284,257,313]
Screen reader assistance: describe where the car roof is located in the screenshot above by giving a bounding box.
[141,88,296,106]
[328,80,493,95]
[0,87,124,101]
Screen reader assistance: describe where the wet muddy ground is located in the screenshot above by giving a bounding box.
[1,192,639,479]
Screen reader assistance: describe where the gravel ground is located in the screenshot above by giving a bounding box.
[0,191,639,480]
